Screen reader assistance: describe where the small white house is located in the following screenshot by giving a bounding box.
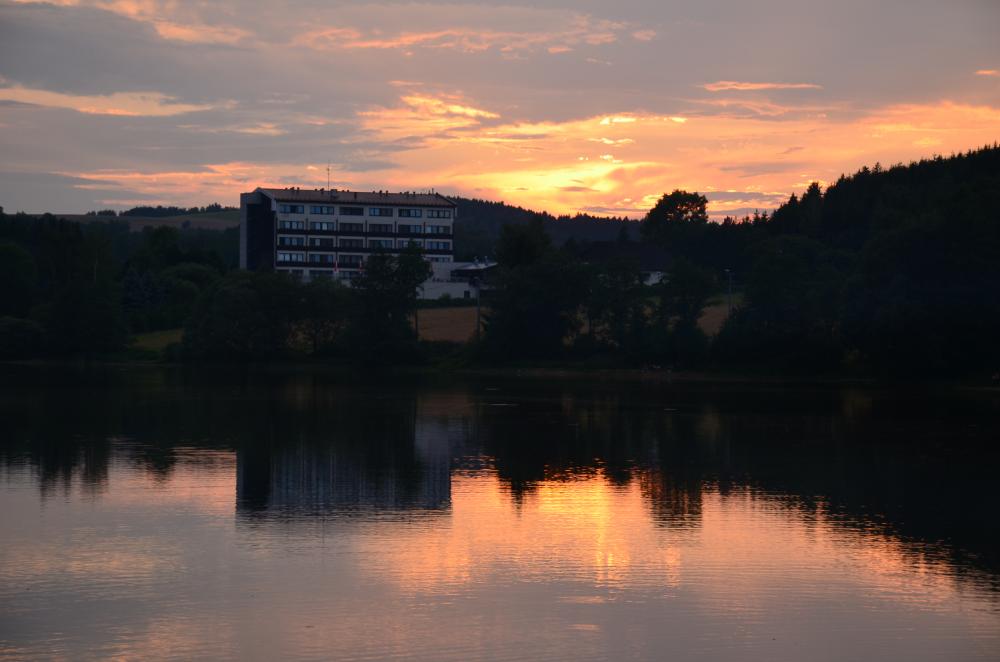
[419,260,497,300]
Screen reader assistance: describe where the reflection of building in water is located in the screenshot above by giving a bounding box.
[237,436,452,516]
[235,391,477,518]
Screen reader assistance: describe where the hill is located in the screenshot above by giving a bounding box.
[35,198,635,261]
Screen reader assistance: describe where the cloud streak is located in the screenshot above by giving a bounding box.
[0,86,216,116]
[702,81,823,92]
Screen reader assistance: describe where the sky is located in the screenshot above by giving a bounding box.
[0,0,998,218]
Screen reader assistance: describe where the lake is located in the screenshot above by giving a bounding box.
[1,366,998,661]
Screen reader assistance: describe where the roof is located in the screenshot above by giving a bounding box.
[579,241,672,272]
[450,261,498,277]
[257,187,456,208]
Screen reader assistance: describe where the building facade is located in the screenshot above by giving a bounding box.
[240,187,457,281]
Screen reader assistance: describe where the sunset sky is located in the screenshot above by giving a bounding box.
[1,0,998,217]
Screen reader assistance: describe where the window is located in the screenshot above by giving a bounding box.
[340,206,364,216]
[368,223,392,234]
[427,209,452,219]
[426,240,451,251]
[278,220,305,230]
[310,221,336,232]
[340,222,364,233]
[340,238,364,248]
[399,239,422,249]
[426,225,450,235]
[310,206,335,215]
[369,239,393,249]
[309,253,336,264]
[340,255,363,267]
[398,208,422,218]
[278,235,306,247]
[310,237,336,248]
[369,207,393,216]
[311,269,335,279]
[278,204,304,214]
[277,251,305,263]
[398,224,422,235]
[429,256,452,263]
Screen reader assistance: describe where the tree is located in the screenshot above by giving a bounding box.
[300,276,348,355]
[495,218,552,268]
[483,221,587,359]
[649,259,714,367]
[0,241,37,317]
[182,272,299,360]
[641,190,709,245]
[32,280,127,356]
[348,249,432,363]
[583,258,648,353]
[657,258,715,327]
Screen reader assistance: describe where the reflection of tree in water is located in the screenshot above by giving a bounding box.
[2,367,999,584]
[0,373,114,498]
[475,389,662,505]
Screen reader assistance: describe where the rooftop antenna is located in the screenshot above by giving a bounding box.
[326,162,331,190]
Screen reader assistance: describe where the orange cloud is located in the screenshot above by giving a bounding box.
[150,20,250,45]
[64,97,1000,220]
[976,69,999,77]
[702,81,823,92]
[297,14,626,55]
[0,86,215,116]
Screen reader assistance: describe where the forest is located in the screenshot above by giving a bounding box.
[0,145,997,377]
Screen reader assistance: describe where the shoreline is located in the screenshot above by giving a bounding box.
[3,357,998,391]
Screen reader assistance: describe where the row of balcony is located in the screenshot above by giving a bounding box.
[277,228,452,239]
[277,247,452,260]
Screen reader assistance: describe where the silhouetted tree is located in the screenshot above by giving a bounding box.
[0,241,37,317]
[483,219,587,359]
[348,248,431,363]
[182,272,299,360]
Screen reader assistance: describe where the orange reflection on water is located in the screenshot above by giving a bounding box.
[353,469,994,626]
[353,471,686,594]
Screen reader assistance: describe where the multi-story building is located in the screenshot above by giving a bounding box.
[240,187,457,281]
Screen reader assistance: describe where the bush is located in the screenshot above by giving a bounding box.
[182,272,299,360]
[0,317,45,359]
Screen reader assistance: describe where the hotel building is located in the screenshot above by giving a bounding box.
[240,187,457,280]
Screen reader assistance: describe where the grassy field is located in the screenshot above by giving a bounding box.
[416,307,481,343]
[698,295,741,336]
[415,298,736,344]
[130,329,183,352]
[128,299,734,354]
[70,211,240,232]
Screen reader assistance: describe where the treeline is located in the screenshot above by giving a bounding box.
[0,205,431,363]
[479,145,1000,377]
[2,145,997,377]
[0,212,237,358]
[182,250,429,362]
[477,218,713,367]
[85,203,236,217]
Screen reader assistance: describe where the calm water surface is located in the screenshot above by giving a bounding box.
[1,366,998,661]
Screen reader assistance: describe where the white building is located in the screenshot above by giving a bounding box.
[420,260,497,300]
[240,187,457,281]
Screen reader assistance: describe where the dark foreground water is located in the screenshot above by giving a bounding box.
[1,366,998,661]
